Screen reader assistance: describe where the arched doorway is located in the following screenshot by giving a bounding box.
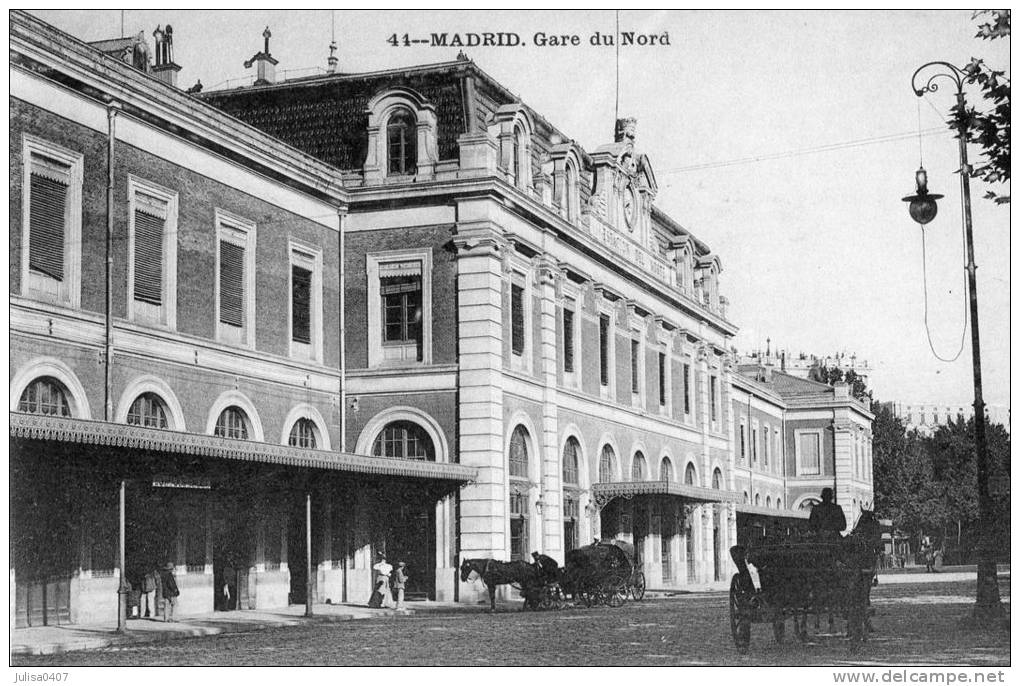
[372,420,437,598]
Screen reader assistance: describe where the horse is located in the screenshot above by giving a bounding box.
[459,558,541,612]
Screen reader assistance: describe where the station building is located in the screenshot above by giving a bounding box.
[10,12,875,625]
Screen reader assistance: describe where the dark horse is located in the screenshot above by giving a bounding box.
[459,558,540,612]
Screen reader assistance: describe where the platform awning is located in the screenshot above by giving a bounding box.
[734,503,810,520]
[592,480,741,509]
[9,412,477,484]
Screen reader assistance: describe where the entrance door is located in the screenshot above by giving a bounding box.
[386,504,435,599]
[287,497,310,606]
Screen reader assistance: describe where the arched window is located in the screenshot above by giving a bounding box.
[509,426,530,478]
[215,406,250,440]
[743,491,749,503]
[684,462,697,486]
[599,444,616,483]
[565,162,578,222]
[766,495,772,508]
[562,436,581,552]
[562,437,580,485]
[289,418,319,449]
[631,452,646,481]
[127,392,168,429]
[712,468,723,489]
[18,377,71,416]
[512,124,524,187]
[777,498,782,509]
[755,493,761,506]
[372,420,434,460]
[661,457,674,482]
[387,108,417,176]
[509,425,530,561]
[799,498,820,512]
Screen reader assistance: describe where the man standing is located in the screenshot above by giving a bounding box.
[393,561,409,610]
[158,562,180,622]
[808,488,847,538]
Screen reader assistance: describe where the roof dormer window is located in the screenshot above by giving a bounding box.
[387,108,417,176]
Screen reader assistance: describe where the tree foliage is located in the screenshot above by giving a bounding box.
[870,400,1011,562]
[950,10,1010,204]
[814,365,871,401]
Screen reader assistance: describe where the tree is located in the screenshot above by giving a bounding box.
[950,10,1010,204]
[815,364,871,401]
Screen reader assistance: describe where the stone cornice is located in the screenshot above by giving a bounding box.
[10,412,477,483]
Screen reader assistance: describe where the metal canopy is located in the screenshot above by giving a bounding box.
[734,503,810,520]
[591,480,741,510]
[9,412,476,484]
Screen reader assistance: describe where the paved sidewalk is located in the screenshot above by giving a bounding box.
[10,601,470,656]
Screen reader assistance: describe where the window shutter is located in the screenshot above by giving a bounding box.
[133,197,165,305]
[292,265,312,344]
[28,173,68,280]
[219,240,245,327]
[511,283,525,356]
[563,308,574,373]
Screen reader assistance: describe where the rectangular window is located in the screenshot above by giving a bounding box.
[219,240,245,327]
[599,314,610,386]
[710,376,718,423]
[215,211,256,347]
[563,307,575,373]
[658,352,666,406]
[291,265,312,344]
[798,433,821,475]
[511,282,525,357]
[631,339,641,394]
[683,364,691,415]
[367,251,432,367]
[128,177,178,328]
[740,420,747,460]
[762,425,769,467]
[21,136,83,308]
[28,157,69,281]
[752,422,759,462]
[509,492,529,561]
[133,193,165,305]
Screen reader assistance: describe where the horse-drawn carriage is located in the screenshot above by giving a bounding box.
[560,541,646,608]
[727,512,882,653]
[459,540,646,611]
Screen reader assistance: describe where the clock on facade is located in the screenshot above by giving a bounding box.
[623,185,637,229]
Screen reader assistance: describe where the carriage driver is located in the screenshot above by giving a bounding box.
[531,551,559,582]
[808,488,847,539]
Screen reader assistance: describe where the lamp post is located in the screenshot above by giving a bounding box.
[904,61,1003,621]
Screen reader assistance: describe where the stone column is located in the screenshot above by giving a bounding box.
[453,212,508,578]
[702,505,714,584]
[833,416,855,533]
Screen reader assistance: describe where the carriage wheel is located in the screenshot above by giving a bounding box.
[630,571,646,601]
[604,579,626,608]
[729,574,751,654]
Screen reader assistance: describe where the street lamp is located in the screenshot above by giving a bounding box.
[904,61,1003,622]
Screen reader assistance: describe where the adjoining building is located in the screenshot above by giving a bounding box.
[885,401,1010,435]
[9,12,472,627]
[10,12,875,625]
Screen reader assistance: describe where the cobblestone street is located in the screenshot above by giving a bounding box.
[14,580,1009,667]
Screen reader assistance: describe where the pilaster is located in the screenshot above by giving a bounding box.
[453,218,508,559]
[536,256,561,557]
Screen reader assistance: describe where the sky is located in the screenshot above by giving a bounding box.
[29,9,1012,409]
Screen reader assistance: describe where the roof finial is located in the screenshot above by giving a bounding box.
[263,26,272,55]
[327,11,338,73]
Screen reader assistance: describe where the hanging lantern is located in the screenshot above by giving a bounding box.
[901,166,943,225]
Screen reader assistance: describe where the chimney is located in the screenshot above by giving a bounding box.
[151,24,182,87]
[244,27,279,85]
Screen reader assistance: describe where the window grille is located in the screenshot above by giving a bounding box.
[683,364,691,414]
[562,437,580,484]
[509,426,529,477]
[563,308,575,373]
[658,352,666,406]
[599,444,615,483]
[630,339,640,394]
[599,314,610,386]
[371,421,434,460]
[661,457,674,482]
